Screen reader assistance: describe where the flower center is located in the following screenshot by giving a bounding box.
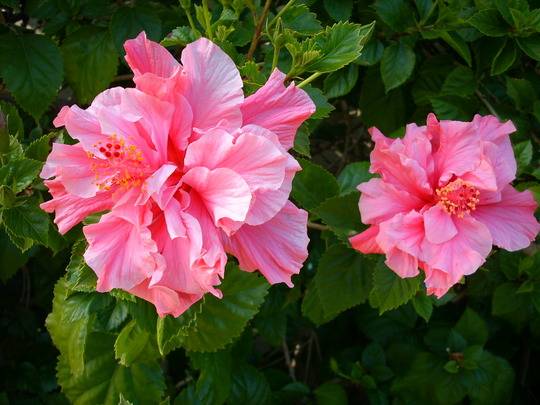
[435,179,479,218]
[88,135,150,191]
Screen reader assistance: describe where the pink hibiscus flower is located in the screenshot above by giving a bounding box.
[41,32,315,317]
[350,113,540,297]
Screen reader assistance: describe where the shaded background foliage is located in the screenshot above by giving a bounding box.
[0,0,539,404]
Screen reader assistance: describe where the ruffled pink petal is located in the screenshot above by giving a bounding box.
[124,31,180,78]
[377,211,424,277]
[358,178,425,224]
[184,129,287,193]
[349,225,383,254]
[423,205,457,244]
[136,163,177,206]
[369,127,433,197]
[472,114,516,143]
[182,166,252,234]
[53,105,106,151]
[482,136,517,188]
[40,180,113,234]
[180,38,243,131]
[129,279,202,318]
[421,216,492,282]
[472,185,540,251]
[423,265,454,298]
[169,93,194,153]
[41,143,100,198]
[223,201,308,287]
[83,207,164,292]
[240,69,315,150]
[428,114,483,185]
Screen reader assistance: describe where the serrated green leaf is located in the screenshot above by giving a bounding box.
[0,158,42,193]
[229,364,271,405]
[380,41,416,92]
[282,4,322,34]
[442,66,475,97]
[110,6,162,53]
[313,244,373,322]
[324,0,353,22]
[0,101,24,138]
[369,261,421,314]
[291,158,339,210]
[516,35,540,61]
[455,308,488,346]
[0,32,63,120]
[313,192,362,240]
[374,0,416,32]
[293,122,312,157]
[323,64,359,99]
[491,39,517,76]
[114,320,155,366]
[156,303,202,356]
[25,132,57,161]
[301,278,335,325]
[161,26,199,47]
[355,40,384,66]
[181,267,269,352]
[337,161,373,195]
[412,291,433,322]
[189,350,232,405]
[513,140,532,173]
[468,9,509,37]
[2,201,49,246]
[303,86,334,119]
[61,26,119,104]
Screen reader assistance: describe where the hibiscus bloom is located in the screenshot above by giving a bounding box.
[350,113,540,297]
[41,32,315,316]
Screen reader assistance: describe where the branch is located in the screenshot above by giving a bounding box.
[247,0,272,60]
[307,221,329,231]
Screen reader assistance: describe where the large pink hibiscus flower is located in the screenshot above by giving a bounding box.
[41,32,315,317]
[350,113,540,297]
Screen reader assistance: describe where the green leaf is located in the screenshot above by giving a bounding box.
[2,201,50,246]
[442,66,475,97]
[0,229,30,283]
[468,9,509,37]
[293,122,312,157]
[516,35,540,61]
[337,161,373,195]
[374,0,416,32]
[229,364,271,405]
[189,350,232,405]
[110,6,162,53]
[513,140,532,172]
[313,192,363,240]
[61,26,119,104]
[491,39,517,76]
[506,78,536,111]
[314,382,348,405]
[380,41,416,92]
[355,40,384,66]
[25,132,56,161]
[369,261,421,314]
[181,266,269,352]
[0,32,63,120]
[311,245,373,322]
[114,320,155,366]
[292,159,339,210]
[324,0,353,22]
[438,31,472,66]
[0,101,24,138]
[57,334,165,405]
[0,158,42,193]
[302,279,335,325]
[302,21,375,73]
[156,304,200,356]
[282,4,322,34]
[412,291,433,322]
[303,86,335,119]
[161,27,199,47]
[323,64,359,99]
[455,308,489,346]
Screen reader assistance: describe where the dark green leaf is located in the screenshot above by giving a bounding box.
[323,64,359,99]
[303,86,335,119]
[374,0,416,32]
[0,158,42,193]
[313,192,363,240]
[442,66,475,97]
[380,41,416,92]
[468,9,509,37]
[491,39,517,75]
[0,32,63,120]
[229,364,271,405]
[110,6,162,53]
[0,101,24,138]
[292,158,339,210]
[513,140,532,172]
[337,162,373,195]
[189,350,232,405]
[61,27,118,104]
[455,308,489,346]
[324,0,353,22]
[412,292,433,322]
[516,35,540,61]
[282,4,322,34]
[3,202,49,246]
[314,382,348,405]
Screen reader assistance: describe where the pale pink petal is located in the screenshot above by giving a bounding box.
[473,185,540,251]
[349,225,383,254]
[241,69,315,150]
[54,105,106,151]
[83,208,164,292]
[169,93,194,153]
[421,216,492,281]
[423,266,454,298]
[129,279,202,318]
[182,166,252,234]
[223,201,308,287]
[40,180,113,234]
[358,178,425,224]
[482,137,517,188]
[460,158,498,191]
[472,114,516,143]
[385,249,420,278]
[180,38,243,131]
[124,31,180,78]
[41,143,99,198]
[369,127,433,197]
[136,163,177,205]
[184,129,287,192]
[423,205,457,244]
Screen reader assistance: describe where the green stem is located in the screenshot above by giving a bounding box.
[184,7,199,35]
[297,71,322,89]
[271,43,281,71]
[202,0,213,40]
[268,0,295,28]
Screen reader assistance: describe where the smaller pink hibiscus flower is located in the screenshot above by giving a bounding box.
[350,113,540,297]
[41,32,315,317]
